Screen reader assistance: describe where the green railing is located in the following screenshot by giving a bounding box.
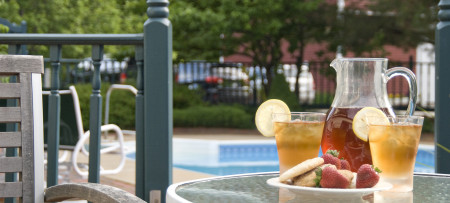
[435,0,450,174]
[0,0,172,202]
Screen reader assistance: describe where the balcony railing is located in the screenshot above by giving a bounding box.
[0,0,172,202]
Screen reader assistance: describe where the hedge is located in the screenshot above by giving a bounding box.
[73,83,256,130]
[173,105,254,129]
[74,83,136,130]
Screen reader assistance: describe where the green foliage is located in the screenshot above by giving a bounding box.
[0,0,440,64]
[106,88,136,130]
[173,84,204,109]
[0,24,9,33]
[268,71,301,111]
[170,0,225,62]
[173,105,254,129]
[0,0,142,58]
[74,83,254,130]
[332,0,439,56]
[170,0,334,95]
[173,84,255,129]
[313,91,335,107]
[74,83,136,130]
[422,116,434,133]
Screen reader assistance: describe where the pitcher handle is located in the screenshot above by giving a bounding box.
[385,67,418,116]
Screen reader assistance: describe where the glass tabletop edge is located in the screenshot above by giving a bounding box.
[166,171,450,202]
[166,171,279,203]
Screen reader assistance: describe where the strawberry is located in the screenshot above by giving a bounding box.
[322,150,341,169]
[315,165,352,188]
[340,159,351,170]
[356,164,382,188]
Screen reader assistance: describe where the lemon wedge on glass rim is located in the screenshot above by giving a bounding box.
[255,99,290,137]
[352,107,390,142]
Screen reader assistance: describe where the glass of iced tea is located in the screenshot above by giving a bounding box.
[368,115,424,192]
[272,112,326,174]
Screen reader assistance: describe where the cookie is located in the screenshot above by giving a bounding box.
[279,157,324,182]
[292,168,317,187]
[293,164,333,187]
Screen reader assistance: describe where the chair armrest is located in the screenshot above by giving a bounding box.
[72,123,127,176]
[44,183,145,203]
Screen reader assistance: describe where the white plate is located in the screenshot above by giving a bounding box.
[267,177,392,196]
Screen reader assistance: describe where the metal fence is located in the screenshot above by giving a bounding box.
[42,58,128,89]
[174,60,436,111]
[47,58,435,111]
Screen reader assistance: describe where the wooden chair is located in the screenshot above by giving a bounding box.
[0,55,144,203]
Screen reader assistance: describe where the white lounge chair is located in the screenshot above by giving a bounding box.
[43,85,126,177]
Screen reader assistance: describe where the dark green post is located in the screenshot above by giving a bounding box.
[65,63,71,87]
[135,45,145,198]
[88,45,104,183]
[435,0,450,174]
[143,0,173,202]
[47,45,62,186]
[7,44,21,55]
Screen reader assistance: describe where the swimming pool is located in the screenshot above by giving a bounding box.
[126,138,435,176]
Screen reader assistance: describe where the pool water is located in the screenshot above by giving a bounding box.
[126,139,435,176]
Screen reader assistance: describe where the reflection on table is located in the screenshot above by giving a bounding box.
[167,172,450,203]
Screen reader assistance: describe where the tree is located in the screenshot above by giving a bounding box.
[332,0,439,56]
[170,0,225,62]
[280,0,337,100]
[0,0,134,58]
[169,0,340,98]
[170,0,287,95]
[218,0,287,96]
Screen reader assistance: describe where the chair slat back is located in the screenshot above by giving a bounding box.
[0,55,44,203]
[0,107,21,122]
[0,83,21,97]
[0,132,21,147]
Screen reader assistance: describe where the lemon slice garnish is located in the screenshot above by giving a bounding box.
[255,99,290,137]
[352,107,390,142]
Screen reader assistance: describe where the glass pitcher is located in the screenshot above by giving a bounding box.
[321,58,417,172]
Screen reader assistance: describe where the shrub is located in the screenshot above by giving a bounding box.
[268,72,301,111]
[74,83,255,130]
[74,83,136,130]
[422,116,434,133]
[173,84,204,109]
[174,105,254,129]
[313,91,334,107]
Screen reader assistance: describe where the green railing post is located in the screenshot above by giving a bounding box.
[143,0,173,202]
[47,45,62,187]
[135,45,145,199]
[7,44,22,55]
[435,0,450,174]
[65,63,71,87]
[88,45,104,183]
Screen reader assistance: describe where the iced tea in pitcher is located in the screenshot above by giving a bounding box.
[321,107,393,171]
[321,58,418,172]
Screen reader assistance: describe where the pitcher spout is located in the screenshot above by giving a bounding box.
[330,58,341,72]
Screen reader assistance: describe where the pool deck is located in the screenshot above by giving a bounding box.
[59,128,435,195]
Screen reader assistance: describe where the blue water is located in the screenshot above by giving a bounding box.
[126,144,435,176]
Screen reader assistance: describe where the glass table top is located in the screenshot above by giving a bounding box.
[168,172,450,203]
